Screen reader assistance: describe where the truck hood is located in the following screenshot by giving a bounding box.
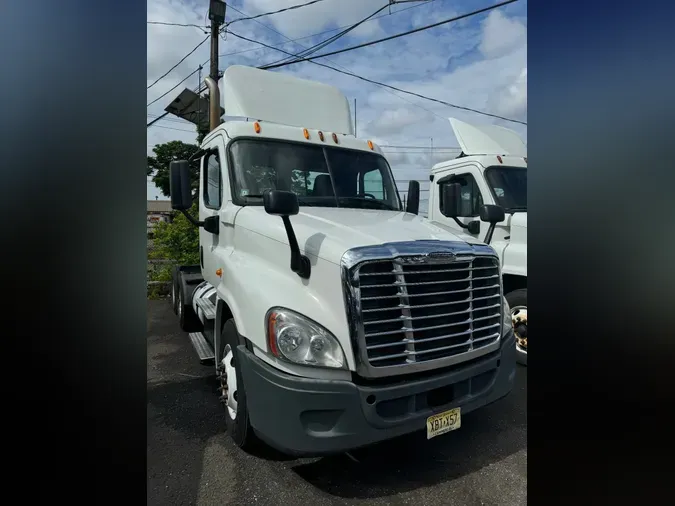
[235,207,484,265]
[506,211,527,249]
[509,211,527,229]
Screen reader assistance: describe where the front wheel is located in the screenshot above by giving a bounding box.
[506,288,527,366]
[218,319,258,451]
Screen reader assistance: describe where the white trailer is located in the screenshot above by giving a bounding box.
[169,65,516,456]
[426,118,527,365]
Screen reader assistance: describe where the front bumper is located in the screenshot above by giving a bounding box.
[237,331,516,456]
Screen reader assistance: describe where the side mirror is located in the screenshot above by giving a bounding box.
[479,204,505,224]
[440,183,461,218]
[406,180,420,215]
[169,160,192,210]
[263,190,299,217]
[263,190,310,279]
[479,204,505,245]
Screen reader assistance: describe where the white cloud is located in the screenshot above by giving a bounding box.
[479,10,527,60]
[147,0,527,199]
[242,0,387,39]
[368,107,436,137]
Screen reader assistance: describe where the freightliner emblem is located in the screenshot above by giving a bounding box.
[397,251,457,265]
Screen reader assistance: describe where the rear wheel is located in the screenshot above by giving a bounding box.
[177,283,199,332]
[218,319,257,451]
[506,288,527,366]
[171,268,178,315]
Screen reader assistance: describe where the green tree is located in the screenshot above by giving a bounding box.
[147,140,201,198]
[149,203,200,282]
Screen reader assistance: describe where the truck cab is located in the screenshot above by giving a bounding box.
[169,65,516,456]
[427,118,527,365]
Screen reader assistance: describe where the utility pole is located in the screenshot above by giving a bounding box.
[354,98,357,136]
[208,0,226,82]
[197,64,204,141]
[207,0,226,133]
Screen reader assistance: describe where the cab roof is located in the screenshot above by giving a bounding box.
[222,65,354,136]
[449,117,526,157]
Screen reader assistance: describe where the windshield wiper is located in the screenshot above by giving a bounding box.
[244,194,317,207]
[337,197,398,211]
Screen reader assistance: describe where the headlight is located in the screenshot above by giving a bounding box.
[266,308,346,369]
[502,296,512,335]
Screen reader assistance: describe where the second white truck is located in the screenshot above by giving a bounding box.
[426,118,527,365]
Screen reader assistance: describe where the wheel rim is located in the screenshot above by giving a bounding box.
[171,282,175,308]
[219,344,238,420]
[511,306,527,354]
[177,290,183,319]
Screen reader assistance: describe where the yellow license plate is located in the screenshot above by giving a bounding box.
[426,407,461,439]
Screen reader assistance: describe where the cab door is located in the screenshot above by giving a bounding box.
[436,165,493,242]
[198,146,223,286]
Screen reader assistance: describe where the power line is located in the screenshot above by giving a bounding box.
[147,35,209,90]
[147,113,194,125]
[225,0,331,27]
[203,0,434,66]
[383,149,461,153]
[381,145,460,149]
[151,124,197,133]
[147,112,171,127]
[331,68,527,125]
[227,30,525,125]
[148,21,209,32]
[214,2,446,122]
[260,0,519,70]
[221,4,449,124]
[147,67,200,107]
[261,3,391,68]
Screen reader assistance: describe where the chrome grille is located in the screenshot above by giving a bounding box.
[352,255,502,369]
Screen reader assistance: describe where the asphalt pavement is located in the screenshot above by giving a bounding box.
[147,299,527,505]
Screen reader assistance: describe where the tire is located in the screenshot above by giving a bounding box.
[177,283,199,332]
[171,267,179,315]
[506,288,527,366]
[219,318,258,452]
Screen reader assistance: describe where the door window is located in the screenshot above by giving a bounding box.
[203,151,222,209]
[439,174,483,217]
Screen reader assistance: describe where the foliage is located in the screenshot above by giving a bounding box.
[150,203,200,264]
[147,140,201,198]
[148,203,200,289]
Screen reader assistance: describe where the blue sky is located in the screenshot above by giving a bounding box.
[147,0,527,212]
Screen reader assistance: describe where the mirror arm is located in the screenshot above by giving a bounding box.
[180,209,204,227]
[484,224,496,245]
[281,216,311,279]
[452,216,469,229]
[281,216,312,279]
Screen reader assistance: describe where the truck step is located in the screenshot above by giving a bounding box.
[195,297,216,320]
[188,332,215,363]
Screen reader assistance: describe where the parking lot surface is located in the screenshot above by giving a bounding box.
[147,300,527,505]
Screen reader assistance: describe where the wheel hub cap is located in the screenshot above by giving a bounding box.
[218,345,237,419]
[511,306,527,352]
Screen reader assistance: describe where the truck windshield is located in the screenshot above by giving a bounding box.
[229,139,402,211]
[484,166,527,212]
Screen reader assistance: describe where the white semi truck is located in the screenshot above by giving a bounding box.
[169,65,516,456]
[426,118,527,365]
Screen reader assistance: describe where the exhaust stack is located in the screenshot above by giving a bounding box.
[204,76,220,133]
